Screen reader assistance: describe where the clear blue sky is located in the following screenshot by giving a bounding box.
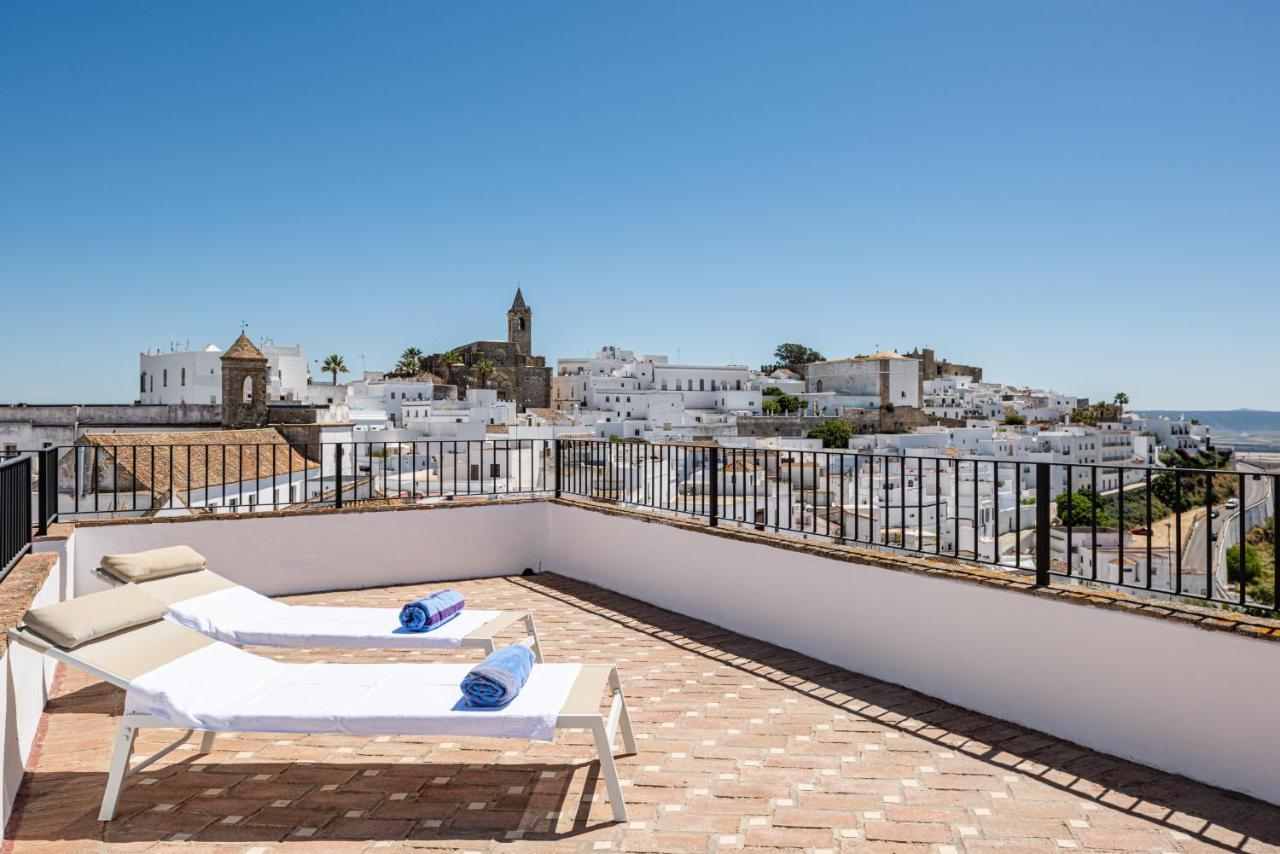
[2,2,1277,409]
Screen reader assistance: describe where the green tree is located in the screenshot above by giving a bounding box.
[1113,392,1130,413]
[1003,413,1027,426]
[321,354,348,386]
[473,358,495,388]
[1056,490,1099,527]
[1227,544,1262,586]
[395,347,423,376]
[808,419,853,449]
[439,350,463,368]
[762,398,781,415]
[762,386,783,397]
[775,394,805,415]
[769,343,825,372]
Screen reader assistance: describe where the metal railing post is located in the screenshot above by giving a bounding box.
[37,448,51,536]
[554,438,562,498]
[1035,462,1051,586]
[708,445,719,527]
[334,444,345,509]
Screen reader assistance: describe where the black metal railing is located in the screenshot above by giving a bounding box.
[1,454,33,581]
[29,438,555,519]
[556,439,1279,615]
[15,436,1279,616]
[36,446,58,535]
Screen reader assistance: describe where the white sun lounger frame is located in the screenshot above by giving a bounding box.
[9,627,634,822]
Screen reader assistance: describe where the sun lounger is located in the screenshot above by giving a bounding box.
[12,584,635,822]
[94,546,543,660]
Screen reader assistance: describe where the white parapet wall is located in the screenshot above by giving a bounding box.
[1,554,65,831]
[545,501,1280,806]
[72,502,551,597]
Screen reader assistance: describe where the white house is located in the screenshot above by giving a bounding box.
[139,339,312,405]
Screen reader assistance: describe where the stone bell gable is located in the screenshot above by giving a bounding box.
[220,333,269,428]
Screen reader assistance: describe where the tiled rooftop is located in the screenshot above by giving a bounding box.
[7,573,1280,852]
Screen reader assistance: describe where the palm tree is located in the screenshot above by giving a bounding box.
[439,350,463,368]
[473,358,495,388]
[396,347,423,376]
[1113,392,1130,417]
[321,354,348,386]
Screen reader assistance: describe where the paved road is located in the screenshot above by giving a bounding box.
[1182,464,1272,597]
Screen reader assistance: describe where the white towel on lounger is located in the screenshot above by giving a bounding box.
[165,586,503,649]
[124,643,579,741]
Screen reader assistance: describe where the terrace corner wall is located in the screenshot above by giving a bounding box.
[1,553,65,834]
[545,501,1280,806]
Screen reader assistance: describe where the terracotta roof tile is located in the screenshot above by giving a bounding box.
[81,428,316,494]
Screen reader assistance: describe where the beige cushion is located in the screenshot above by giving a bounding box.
[22,584,169,650]
[100,545,207,582]
[135,568,236,605]
[73,621,214,682]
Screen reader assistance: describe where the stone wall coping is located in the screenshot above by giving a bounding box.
[0,553,57,657]
[32,522,74,543]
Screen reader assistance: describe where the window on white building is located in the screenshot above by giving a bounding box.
[162,369,168,387]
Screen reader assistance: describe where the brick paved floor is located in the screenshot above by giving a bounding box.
[5,572,1279,852]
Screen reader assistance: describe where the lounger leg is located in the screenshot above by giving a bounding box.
[100,717,139,821]
[608,667,636,754]
[526,614,545,663]
[591,720,628,822]
[199,731,217,753]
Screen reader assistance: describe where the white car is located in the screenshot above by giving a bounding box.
[1224,498,1240,510]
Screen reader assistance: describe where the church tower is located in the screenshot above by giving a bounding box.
[220,332,269,428]
[507,287,532,355]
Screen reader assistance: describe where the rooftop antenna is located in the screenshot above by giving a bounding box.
[239,319,249,332]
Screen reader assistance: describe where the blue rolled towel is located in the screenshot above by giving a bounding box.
[399,589,465,632]
[460,643,535,707]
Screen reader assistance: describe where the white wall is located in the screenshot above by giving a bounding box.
[544,502,1280,806]
[73,502,549,597]
[1,555,64,830]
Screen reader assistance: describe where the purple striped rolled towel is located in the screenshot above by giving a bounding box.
[399,589,465,632]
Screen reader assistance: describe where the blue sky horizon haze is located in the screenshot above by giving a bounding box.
[1,2,1277,409]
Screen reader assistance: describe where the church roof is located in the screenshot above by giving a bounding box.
[510,287,528,311]
[222,332,268,362]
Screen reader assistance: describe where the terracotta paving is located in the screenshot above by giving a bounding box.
[5,572,1279,853]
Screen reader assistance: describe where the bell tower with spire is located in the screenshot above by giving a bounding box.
[507,287,532,355]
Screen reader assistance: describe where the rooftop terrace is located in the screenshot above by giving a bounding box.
[9,570,1280,852]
